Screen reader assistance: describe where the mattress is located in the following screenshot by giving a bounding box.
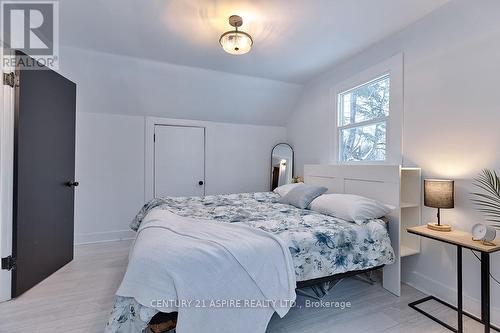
[106,192,396,332]
[131,192,395,282]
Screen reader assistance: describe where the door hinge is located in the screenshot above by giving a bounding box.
[153,133,156,142]
[1,255,16,271]
[3,72,16,88]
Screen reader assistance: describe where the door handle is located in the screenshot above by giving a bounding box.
[198,181,204,186]
[66,181,79,187]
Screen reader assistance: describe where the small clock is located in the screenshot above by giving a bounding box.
[471,223,496,246]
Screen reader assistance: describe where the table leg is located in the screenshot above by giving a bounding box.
[481,252,490,333]
[458,246,463,333]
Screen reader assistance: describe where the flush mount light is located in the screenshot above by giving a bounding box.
[219,15,253,55]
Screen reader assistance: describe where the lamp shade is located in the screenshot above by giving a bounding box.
[219,30,253,55]
[424,179,454,209]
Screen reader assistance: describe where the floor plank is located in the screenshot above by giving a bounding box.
[0,240,486,332]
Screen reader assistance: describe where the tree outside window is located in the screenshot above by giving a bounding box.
[338,75,390,162]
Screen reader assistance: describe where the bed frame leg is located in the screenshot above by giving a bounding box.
[353,271,376,285]
[296,279,344,300]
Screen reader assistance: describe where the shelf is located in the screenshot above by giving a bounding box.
[401,202,419,208]
[401,245,420,257]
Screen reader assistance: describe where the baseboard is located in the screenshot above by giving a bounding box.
[404,270,500,325]
[75,229,135,245]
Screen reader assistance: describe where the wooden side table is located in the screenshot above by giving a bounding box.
[407,225,500,333]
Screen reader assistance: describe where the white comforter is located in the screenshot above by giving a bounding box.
[115,209,296,333]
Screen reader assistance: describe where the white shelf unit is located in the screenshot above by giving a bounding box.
[400,167,422,257]
[304,164,422,296]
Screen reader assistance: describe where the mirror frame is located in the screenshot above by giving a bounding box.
[270,143,294,191]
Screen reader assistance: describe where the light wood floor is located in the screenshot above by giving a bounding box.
[0,240,487,333]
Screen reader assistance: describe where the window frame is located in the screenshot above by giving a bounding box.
[337,73,391,163]
[332,54,403,165]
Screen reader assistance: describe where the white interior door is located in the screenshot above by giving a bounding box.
[154,125,205,197]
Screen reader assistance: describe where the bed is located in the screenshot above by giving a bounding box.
[105,190,395,332]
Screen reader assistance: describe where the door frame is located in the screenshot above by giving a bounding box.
[145,117,206,201]
[0,48,14,302]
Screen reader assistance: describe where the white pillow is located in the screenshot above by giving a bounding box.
[273,183,303,197]
[309,193,394,224]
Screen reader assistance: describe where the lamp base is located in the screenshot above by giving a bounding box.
[427,223,452,232]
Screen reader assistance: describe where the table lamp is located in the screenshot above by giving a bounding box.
[424,179,454,232]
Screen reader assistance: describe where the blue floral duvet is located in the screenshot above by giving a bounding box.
[106,192,395,332]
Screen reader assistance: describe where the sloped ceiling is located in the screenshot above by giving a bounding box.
[60,0,451,84]
[59,47,303,126]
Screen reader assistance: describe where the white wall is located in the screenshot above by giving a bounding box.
[144,117,286,200]
[287,0,500,324]
[59,46,302,126]
[74,113,145,244]
[56,46,292,244]
[202,121,286,195]
[76,113,285,244]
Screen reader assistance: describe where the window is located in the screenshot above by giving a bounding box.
[337,74,390,162]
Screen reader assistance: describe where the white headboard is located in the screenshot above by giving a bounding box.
[304,164,400,207]
[304,164,402,296]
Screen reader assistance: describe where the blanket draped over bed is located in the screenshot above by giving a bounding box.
[106,192,395,332]
[106,209,296,333]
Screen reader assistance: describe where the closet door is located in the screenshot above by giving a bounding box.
[12,52,77,297]
[154,125,205,197]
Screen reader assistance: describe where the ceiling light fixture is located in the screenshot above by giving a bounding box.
[219,15,253,55]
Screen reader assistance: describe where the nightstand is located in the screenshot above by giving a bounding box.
[407,225,500,333]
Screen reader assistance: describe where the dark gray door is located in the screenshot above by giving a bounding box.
[12,51,77,297]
